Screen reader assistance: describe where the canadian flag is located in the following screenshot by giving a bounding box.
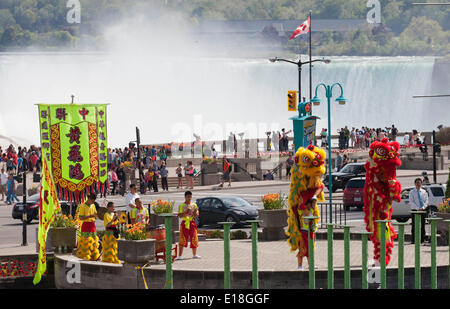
[289,17,310,40]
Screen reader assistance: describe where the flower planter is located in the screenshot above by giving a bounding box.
[49,227,77,251]
[257,209,288,241]
[436,212,450,244]
[117,239,156,264]
[201,162,219,174]
[149,213,179,230]
[149,213,179,244]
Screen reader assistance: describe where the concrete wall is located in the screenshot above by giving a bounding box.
[54,255,449,289]
[399,154,444,170]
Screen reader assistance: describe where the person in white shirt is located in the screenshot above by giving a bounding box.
[124,184,140,224]
[1,168,8,201]
[409,178,428,244]
[402,133,409,146]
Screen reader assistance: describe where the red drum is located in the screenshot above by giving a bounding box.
[147,228,166,241]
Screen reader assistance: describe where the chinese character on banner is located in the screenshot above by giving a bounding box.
[67,145,83,163]
[79,108,89,120]
[69,163,85,180]
[56,108,67,121]
[66,127,82,144]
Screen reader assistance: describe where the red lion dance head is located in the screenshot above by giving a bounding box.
[364,138,402,265]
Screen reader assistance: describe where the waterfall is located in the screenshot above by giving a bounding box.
[0,53,439,148]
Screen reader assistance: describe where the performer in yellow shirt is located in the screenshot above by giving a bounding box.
[76,193,100,261]
[176,191,200,260]
[130,198,149,225]
[101,202,120,264]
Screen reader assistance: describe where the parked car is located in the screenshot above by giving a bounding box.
[391,184,446,223]
[196,196,259,227]
[323,163,366,192]
[12,193,78,224]
[343,177,365,211]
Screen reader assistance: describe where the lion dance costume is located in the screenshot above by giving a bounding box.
[364,138,402,265]
[286,145,326,260]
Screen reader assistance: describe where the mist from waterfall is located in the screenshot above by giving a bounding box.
[0,13,442,148]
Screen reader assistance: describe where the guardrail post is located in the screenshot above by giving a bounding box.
[342,225,353,289]
[325,223,335,289]
[443,219,450,289]
[393,222,409,289]
[159,213,177,289]
[426,217,442,289]
[358,231,372,289]
[411,210,426,289]
[219,222,233,289]
[445,220,450,289]
[304,216,319,289]
[375,220,389,289]
[246,220,262,289]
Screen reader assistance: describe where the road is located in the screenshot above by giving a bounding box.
[0,172,447,250]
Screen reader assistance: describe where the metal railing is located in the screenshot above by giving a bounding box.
[158,213,450,289]
[318,202,346,228]
[227,159,260,181]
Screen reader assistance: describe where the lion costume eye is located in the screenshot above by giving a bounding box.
[302,156,310,164]
[376,148,386,156]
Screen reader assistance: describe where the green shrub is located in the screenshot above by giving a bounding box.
[230,230,248,240]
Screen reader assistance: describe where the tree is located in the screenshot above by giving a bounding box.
[0,9,16,28]
[0,26,16,46]
[16,9,37,30]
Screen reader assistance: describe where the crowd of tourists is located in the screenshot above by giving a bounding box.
[319,125,427,151]
[1,144,41,204]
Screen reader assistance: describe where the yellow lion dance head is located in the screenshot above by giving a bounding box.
[294,144,326,178]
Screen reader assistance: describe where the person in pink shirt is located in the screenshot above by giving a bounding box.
[30,152,38,171]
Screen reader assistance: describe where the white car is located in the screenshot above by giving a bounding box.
[391,184,446,223]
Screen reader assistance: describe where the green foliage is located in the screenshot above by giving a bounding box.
[0,0,448,56]
[261,193,287,210]
[230,230,248,240]
[198,229,248,239]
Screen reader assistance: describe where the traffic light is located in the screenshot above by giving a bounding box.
[288,91,297,111]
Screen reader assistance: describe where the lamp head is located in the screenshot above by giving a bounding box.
[311,95,321,106]
[269,57,278,63]
[336,95,347,105]
[323,59,331,64]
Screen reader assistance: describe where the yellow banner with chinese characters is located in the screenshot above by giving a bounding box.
[33,156,60,285]
[37,104,108,203]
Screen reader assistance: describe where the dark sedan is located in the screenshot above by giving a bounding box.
[196,196,259,227]
[12,193,78,224]
[323,162,366,192]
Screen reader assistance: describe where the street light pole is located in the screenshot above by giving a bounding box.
[269,57,331,104]
[311,83,347,223]
[22,171,27,246]
[432,130,437,184]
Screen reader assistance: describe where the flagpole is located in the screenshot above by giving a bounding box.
[309,10,312,102]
